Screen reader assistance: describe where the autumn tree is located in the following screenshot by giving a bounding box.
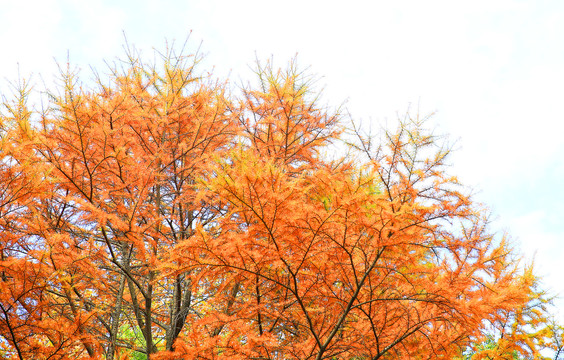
[1,43,239,359]
[0,78,55,360]
[0,42,559,360]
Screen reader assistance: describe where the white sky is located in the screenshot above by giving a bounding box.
[1,0,563,319]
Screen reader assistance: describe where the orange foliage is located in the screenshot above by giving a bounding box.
[0,46,557,360]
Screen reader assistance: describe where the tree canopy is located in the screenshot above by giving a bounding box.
[0,43,561,360]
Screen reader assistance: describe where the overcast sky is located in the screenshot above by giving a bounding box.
[1,0,563,319]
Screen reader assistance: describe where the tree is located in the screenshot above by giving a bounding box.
[0,42,558,359]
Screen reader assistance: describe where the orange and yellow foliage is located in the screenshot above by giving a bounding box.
[0,45,559,360]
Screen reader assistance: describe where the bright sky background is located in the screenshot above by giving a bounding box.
[1,0,563,319]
